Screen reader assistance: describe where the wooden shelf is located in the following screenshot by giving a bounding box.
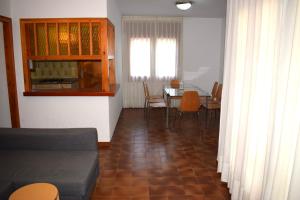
[28,55,102,61]
[23,84,120,97]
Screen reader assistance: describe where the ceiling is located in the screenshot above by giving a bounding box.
[115,0,227,18]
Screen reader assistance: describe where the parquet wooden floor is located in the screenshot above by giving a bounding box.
[91,108,230,200]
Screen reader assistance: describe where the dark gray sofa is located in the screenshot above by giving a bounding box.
[0,128,99,200]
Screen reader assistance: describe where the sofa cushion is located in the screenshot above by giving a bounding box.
[0,152,22,181]
[0,128,98,151]
[0,182,13,199]
[0,150,98,197]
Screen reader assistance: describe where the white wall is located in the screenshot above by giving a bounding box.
[0,0,11,17]
[0,22,12,127]
[182,18,226,93]
[107,0,123,138]
[8,0,120,142]
[108,0,122,84]
[109,90,122,138]
[11,0,107,18]
[21,97,111,139]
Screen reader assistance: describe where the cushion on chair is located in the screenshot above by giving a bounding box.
[204,100,221,109]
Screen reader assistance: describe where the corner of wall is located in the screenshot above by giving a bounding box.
[107,0,123,141]
[109,89,123,139]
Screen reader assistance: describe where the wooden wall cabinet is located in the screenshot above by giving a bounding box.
[20,18,116,96]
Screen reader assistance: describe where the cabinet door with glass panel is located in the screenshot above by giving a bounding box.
[20,18,115,95]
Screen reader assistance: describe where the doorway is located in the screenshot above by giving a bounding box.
[0,16,20,128]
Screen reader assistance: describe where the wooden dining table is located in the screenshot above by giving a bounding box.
[163,85,210,128]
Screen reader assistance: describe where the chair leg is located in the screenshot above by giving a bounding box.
[173,110,181,128]
[144,99,147,118]
[173,107,177,120]
[179,112,183,128]
[147,102,151,120]
[193,112,198,119]
[173,110,178,128]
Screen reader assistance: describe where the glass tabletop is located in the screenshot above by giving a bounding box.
[164,84,210,97]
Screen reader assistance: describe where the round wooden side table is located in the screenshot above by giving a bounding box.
[9,183,59,200]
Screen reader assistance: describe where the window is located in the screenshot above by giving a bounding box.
[130,38,151,78]
[124,17,182,81]
[155,38,177,79]
[130,37,177,79]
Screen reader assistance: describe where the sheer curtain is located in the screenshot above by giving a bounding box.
[218,0,300,199]
[122,16,183,108]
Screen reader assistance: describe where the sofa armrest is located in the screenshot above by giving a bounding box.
[0,128,98,151]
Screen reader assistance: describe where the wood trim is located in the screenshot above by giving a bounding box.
[89,22,92,55]
[33,23,38,56]
[78,22,82,56]
[100,20,109,92]
[107,20,116,85]
[109,60,116,85]
[20,20,31,91]
[56,23,59,55]
[98,142,111,149]
[28,55,102,60]
[0,15,20,128]
[20,18,105,23]
[45,23,49,56]
[67,22,71,55]
[96,23,101,56]
[23,84,120,97]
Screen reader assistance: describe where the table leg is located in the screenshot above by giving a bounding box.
[166,96,171,128]
[205,96,209,128]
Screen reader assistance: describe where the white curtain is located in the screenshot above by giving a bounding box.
[122,16,183,108]
[218,0,300,199]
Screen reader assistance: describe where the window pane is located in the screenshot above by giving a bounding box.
[58,23,68,55]
[80,23,90,55]
[36,23,46,56]
[48,23,58,55]
[155,38,176,79]
[130,38,150,78]
[69,23,79,55]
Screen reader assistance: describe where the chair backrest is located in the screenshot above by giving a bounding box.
[211,81,219,99]
[143,81,149,98]
[216,84,222,102]
[179,91,200,112]
[170,79,180,88]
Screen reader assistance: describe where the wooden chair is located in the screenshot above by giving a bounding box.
[142,82,165,116]
[202,84,222,121]
[143,82,164,106]
[170,79,180,88]
[147,101,167,119]
[211,81,219,100]
[215,84,222,102]
[174,91,201,127]
[201,81,219,104]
